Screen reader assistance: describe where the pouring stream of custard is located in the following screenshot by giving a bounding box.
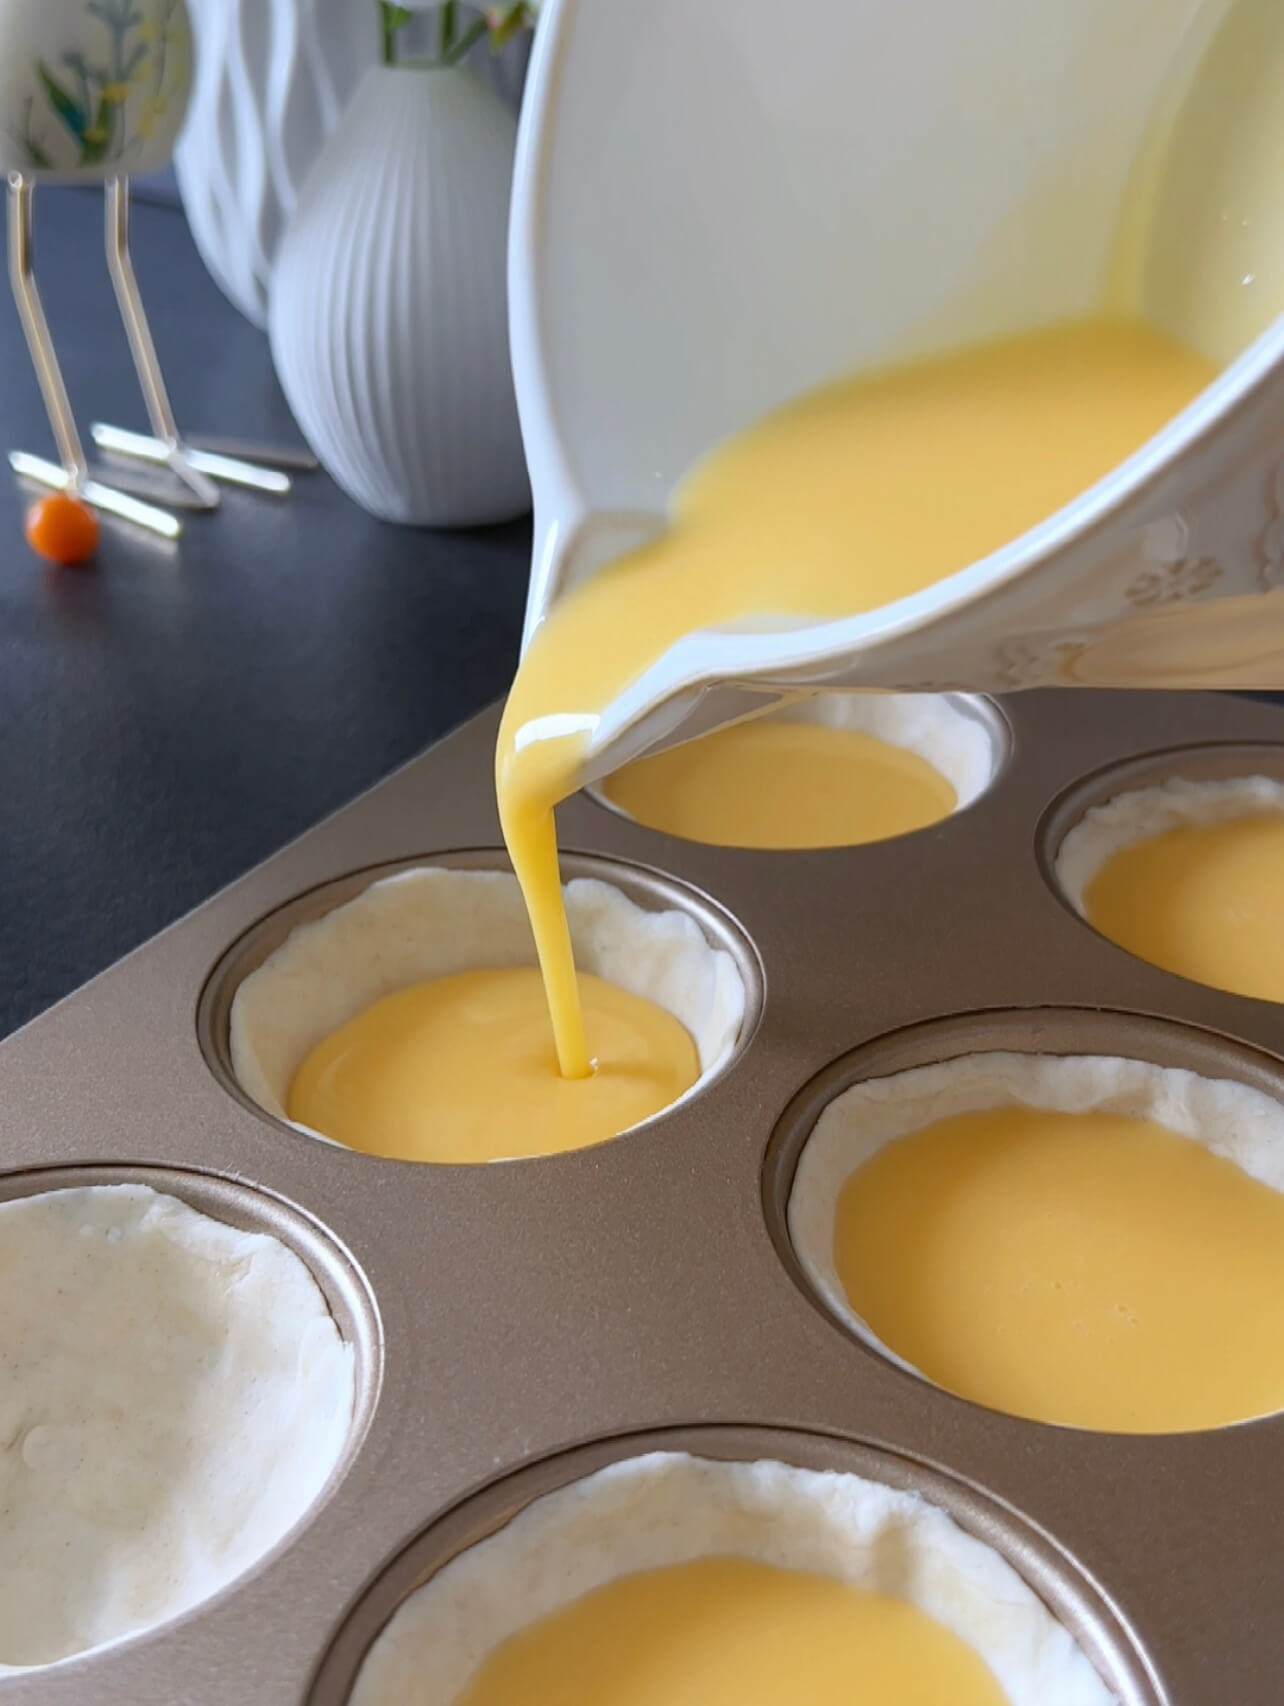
[497,319,1214,1076]
[288,967,698,1163]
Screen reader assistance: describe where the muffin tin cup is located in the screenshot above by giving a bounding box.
[1,691,1283,1703]
[199,848,764,1151]
[0,1163,382,1414]
[764,1008,1284,1420]
[587,690,1011,839]
[1040,739,1284,943]
[309,1426,1160,1706]
[0,1165,380,1685]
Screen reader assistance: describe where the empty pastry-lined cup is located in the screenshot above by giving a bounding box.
[788,1049,1284,1433]
[0,1182,355,1671]
[597,693,1002,849]
[1054,772,1284,1002]
[228,865,749,1163]
[347,1451,1116,1706]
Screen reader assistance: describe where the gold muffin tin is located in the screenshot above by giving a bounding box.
[1,689,1283,1705]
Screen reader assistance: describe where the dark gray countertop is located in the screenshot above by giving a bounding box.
[0,187,531,1038]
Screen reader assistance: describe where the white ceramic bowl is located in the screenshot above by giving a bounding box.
[509,0,1284,783]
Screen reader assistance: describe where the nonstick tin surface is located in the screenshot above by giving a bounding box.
[0,690,1281,1705]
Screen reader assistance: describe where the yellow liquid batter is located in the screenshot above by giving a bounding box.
[602,721,957,849]
[497,319,1214,1077]
[455,1557,1009,1706]
[833,1105,1284,1432]
[1085,813,1284,1003]
[287,967,698,1163]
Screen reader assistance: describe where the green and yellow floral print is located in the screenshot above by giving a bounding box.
[16,0,189,173]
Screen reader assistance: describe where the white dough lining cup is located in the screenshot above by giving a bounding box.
[1054,773,1284,916]
[226,863,752,1158]
[786,1047,1284,1404]
[594,691,1006,837]
[347,1450,1118,1706]
[0,1179,357,1674]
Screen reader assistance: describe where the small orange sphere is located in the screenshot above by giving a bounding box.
[25,493,101,567]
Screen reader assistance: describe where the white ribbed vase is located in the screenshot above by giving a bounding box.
[269,65,529,527]
[174,0,376,328]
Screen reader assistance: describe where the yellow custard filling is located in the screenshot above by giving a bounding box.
[833,1104,1284,1432]
[1085,812,1284,1003]
[287,967,698,1163]
[455,1557,1010,1706]
[497,318,1215,1078]
[602,721,957,849]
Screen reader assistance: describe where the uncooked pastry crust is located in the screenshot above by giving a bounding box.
[1055,775,1284,913]
[774,691,996,808]
[350,1451,1114,1706]
[0,1184,354,1671]
[231,870,746,1145]
[788,1050,1284,1377]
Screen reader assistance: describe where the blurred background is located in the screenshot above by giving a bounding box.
[0,2,537,1035]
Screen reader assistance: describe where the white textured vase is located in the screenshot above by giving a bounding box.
[174,0,377,328]
[269,64,530,528]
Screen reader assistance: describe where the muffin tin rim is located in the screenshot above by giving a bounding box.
[1036,737,1284,939]
[583,689,1014,843]
[304,1420,1164,1706]
[195,846,767,1163]
[3,691,1284,1705]
[0,1161,383,1680]
[762,1003,1284,1438]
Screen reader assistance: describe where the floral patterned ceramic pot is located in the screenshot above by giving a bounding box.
[0,0,192,181]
